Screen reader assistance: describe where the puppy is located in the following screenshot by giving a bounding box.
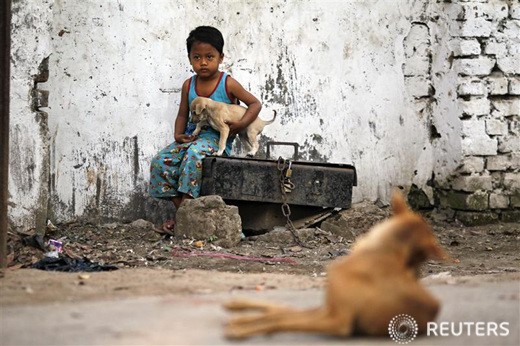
[190,97,276,157]
[224,191,448,339]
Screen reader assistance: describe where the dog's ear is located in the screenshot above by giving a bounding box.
[391,190,410,215]
[195,101,206,115]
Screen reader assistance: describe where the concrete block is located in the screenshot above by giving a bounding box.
[511,153,520,169]
[501,20,520,40]
[489,193,509,209]
[452,39,481,56]
[452,174,493,192]
[443,191,489,211]
[405,76,432,97]
[486,155,512,171]
[457,78,487,96]
[455,3,508,21]
[498,135,520,154]
[486,118,508,135]
[175,196,242,248]
[460,97,490,116]
[492,99,520,117]
[484,38,508,56]
[504,173,520,191]
[511,191,520,207]
[486,75,508,95]
[456,211,499,226]
[510,77,520,95]
[453,18,494,37]
[501,210,520,222]
[459,156,485,173]
[454,57,495,76]
[509,41,520,55]
[497,55,520,74]
[462,136,498,156]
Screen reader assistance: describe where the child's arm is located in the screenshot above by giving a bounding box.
[226,77,262,135]
[174,79,196,143]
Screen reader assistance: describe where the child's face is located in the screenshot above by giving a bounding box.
[189,42,223,79]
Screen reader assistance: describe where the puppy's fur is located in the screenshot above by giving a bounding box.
[190,97,276,157]
[224,191,448,339]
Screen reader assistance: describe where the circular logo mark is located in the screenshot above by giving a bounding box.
[388,314,418,344]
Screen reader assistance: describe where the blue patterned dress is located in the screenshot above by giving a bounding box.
[149,72,235,199]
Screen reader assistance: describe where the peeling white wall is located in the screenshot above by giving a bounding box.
[11,0,493,229]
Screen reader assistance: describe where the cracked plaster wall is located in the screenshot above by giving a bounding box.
[9,0,519,230]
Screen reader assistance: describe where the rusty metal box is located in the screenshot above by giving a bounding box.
[200,156,356,208]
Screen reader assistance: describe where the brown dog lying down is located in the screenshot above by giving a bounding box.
[190,97,276,157]
[224,191,448,339]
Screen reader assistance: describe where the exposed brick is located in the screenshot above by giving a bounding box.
[509,41,520,55]
[511,153,520,170]
[452,174,493,192]
[501,19,520,41]
[458,156,485,174]
[454,3,508,21]
[486,118,508,135]
[492,99,520,117]
[501,210,520,222]
[509,77,520,95]
[453,18,494,37]
[462,137,498,156]
[457,78,487,96]
[443,191,489,211]
[504,173,520,191]
[489,193,509,209]
[452,39,481,56]
[497,55,520,74]
[498,135,520,154]
[487,155,512,171]
[486,75,508,95]
[510,119,520,135]
[484,38,508,57]
[460,97,490,116]
[456,211,499,226]
[454,57,495,76]
[511,191,520,207]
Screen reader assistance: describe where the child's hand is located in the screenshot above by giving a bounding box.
[175,134,197,143]
[225,120,243,136]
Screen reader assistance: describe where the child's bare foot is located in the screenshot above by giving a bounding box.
[155,220,175,235]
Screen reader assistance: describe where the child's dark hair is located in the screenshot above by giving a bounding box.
[186,26,224,56]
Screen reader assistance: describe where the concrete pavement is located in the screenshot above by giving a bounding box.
[2,279,519,346]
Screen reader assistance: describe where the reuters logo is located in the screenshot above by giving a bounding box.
[388,314,418,344]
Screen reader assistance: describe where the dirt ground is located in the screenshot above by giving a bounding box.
[2,203,519,306]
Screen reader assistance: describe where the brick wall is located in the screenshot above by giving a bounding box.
[437,0,520,225]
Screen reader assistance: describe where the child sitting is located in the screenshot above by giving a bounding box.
[149,26,262,233]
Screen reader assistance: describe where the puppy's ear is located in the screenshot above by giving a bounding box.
[195,102,206,115]
[391,190,410,215]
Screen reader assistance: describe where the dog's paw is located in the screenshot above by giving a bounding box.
[245,154,254,158]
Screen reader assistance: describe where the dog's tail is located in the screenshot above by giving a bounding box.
[262,110,277,125]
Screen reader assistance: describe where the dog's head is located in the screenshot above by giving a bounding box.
[353,190,449,268]
[190,97,211,123]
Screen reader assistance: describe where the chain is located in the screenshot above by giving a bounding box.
[277,157,312,249]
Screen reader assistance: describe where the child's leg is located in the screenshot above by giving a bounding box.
[177,135,218,198]
[149,142,188,199]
